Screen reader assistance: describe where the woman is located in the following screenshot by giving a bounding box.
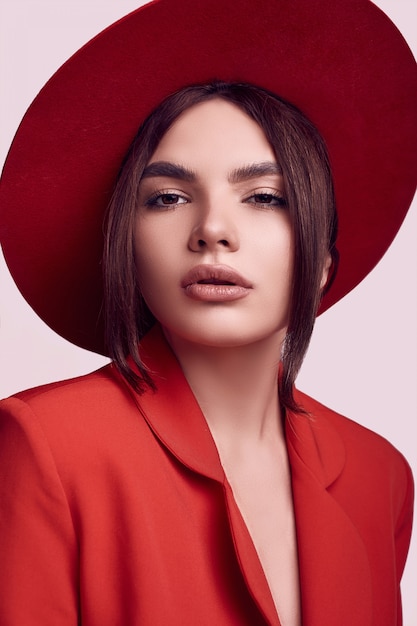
[0,1,416,624]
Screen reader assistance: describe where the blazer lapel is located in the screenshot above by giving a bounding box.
[286,408,373,625]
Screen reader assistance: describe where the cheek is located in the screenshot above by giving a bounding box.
[134,221,180,302]
[134,223,159,287]
[262,229,294,315]
[134,213,187,265]
[255,218,294,276]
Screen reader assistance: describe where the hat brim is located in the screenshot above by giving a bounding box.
[1,0,416,354]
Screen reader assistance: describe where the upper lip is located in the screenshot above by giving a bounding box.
[181,264,252,288]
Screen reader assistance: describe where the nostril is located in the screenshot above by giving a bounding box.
[192,236,233,250]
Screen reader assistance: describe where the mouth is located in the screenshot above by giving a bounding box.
[197,278,237,286]
[181,265,252,302]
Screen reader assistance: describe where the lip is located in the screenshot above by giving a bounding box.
[181,264,252,302]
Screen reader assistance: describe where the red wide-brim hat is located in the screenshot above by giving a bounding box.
[1,0,416,355]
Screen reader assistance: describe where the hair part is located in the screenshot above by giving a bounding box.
[104,81,338,412]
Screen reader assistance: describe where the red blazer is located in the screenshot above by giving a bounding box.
[0,325,413,625]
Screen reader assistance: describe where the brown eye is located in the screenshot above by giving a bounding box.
[245,192,287,208]
[146,192,188,208]
[158,194,181,205]
[254,194,274,204]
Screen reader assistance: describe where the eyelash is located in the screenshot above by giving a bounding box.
[144,190,287,209]
[244,191,287,208]
[145,190,189,209]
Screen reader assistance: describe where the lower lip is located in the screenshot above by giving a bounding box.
[183,283,251,302]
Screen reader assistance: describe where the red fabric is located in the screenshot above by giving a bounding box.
[0,325,413,625]
[0,0,416,354]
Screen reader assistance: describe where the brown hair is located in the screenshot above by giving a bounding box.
[104,81,338,412]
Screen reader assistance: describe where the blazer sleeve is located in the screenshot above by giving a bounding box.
[395,455,414,625]
[0,397,79,625]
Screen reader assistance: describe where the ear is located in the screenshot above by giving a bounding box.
[320,254,332,291]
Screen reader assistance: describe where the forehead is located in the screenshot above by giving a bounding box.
[148,98,276,166]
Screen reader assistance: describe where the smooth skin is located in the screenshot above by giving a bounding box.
[135,99,329,625]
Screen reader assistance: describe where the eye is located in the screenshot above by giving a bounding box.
[145,191,189,208]
[244,191,287,209]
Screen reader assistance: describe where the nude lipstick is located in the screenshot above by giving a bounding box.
[181,264,252,302]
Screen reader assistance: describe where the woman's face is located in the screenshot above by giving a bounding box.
[134,98,293,349]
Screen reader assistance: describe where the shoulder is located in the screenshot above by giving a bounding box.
[1,364,135,424]
[0,365,145,470]
[292,386,413,497]
[295,387,410,465]
[294,387,414,516]
[11,363,127,405]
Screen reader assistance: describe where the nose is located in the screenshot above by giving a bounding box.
[187,202,239,253]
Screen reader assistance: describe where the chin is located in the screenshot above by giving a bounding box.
[162,318,287,351]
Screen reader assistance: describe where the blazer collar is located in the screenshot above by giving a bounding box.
[130,325,372,625]
[285,404,345,489]
[134,324,225,482]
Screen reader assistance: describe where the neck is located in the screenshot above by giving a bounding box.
[163,329,286,446]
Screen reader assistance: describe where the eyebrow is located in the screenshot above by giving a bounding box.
[141,161,196,182]
[228,161,282,183]
[140,160,282,183]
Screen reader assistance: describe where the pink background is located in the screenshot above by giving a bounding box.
[0,1,415,621]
